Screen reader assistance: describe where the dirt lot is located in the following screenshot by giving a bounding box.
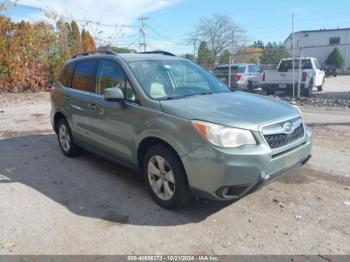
[0,77,350,255]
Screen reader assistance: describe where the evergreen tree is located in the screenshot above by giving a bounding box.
[326,47,344,69]
[197,41,213,68]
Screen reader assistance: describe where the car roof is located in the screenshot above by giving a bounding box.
[67,52,185,64]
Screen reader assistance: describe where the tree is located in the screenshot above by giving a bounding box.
[81,29,96,51]
[68,21,81,54]
[326,47,344,69]
[260,42,289,64]
[197,41,213,68]
[235,47,262,64]
[218,49,231,64]
[251,40,264,49]
[191,14,245,61]
[184,53,195,61]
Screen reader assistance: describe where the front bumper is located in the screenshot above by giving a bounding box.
[181,126,312,200]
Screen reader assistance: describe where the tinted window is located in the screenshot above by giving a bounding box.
[58,63,75,87]
[96,60,137,101]
[72,61,95,92]
[279,59,313,70]
[329,37,340,45]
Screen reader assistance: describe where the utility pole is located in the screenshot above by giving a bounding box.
[297,47,302,98]
[138,17,148,52]
[228,31,234,89]
[193,38,197,61]
[292,13,295,101]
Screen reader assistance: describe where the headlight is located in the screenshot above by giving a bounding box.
[192,120,256,148]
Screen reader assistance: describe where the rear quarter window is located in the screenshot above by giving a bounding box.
[58,63,76,87]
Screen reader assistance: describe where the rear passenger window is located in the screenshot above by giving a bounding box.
[58,63,75,87]
[72,61,96,92]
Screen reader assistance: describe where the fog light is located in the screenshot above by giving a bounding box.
[216,185,250,199]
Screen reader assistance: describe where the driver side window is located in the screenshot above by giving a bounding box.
[96,60,136,101]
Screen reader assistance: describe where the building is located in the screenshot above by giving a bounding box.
[285,28,350,74]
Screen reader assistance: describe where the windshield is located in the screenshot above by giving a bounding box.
[128,59,230,100]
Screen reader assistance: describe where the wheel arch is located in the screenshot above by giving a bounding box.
[53,111,67,133]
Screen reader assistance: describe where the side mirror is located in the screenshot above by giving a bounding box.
[104,87,124,102]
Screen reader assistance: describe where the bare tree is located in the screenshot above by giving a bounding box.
[191,14,245,60]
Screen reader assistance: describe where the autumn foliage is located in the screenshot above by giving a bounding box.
[0,15,96,92]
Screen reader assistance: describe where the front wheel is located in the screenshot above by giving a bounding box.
[143,145,191,209]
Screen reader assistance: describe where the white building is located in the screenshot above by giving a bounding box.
[285,28,350,73]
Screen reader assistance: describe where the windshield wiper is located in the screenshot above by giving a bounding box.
[161,91,216,100]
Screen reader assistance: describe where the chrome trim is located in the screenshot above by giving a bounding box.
[262,117,302,135]
[260,117,307,151]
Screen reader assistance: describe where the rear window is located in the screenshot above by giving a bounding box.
[278,59,313,71]
[58,63,76,87]
[214,65,246,75]
[71,60,96,92]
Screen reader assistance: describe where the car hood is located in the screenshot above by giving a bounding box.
[160,91,300,131]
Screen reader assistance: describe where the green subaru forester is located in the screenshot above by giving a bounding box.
[50,50,312,209]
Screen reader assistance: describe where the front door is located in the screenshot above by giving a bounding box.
[86,59,141,164]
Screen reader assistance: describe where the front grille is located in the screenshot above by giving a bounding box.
[264,124,304,149]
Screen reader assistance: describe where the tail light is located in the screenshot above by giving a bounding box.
[302,72,307,81]
[262,72,265,81]
[235,74,242,81]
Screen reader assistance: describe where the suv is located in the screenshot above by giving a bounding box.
[214,63,262,90]
[51,50,312,209]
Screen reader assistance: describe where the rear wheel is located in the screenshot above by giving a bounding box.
[57,118,80,157]
[143,144,191,209]
[265,89,275,96]
[303,80,313,97]
[317,85,323,92]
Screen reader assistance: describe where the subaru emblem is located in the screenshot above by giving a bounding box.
[283,122,294,134]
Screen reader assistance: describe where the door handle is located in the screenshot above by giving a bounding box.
[87,103,97,110]
[64,95,70,100]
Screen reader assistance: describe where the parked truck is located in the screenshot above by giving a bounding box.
[262,57,325,97]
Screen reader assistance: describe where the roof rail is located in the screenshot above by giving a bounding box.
[72,49,117,59]
[139,50,176,56]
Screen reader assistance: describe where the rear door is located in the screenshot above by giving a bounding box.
[247,64,262,86]
[65,59,97,141]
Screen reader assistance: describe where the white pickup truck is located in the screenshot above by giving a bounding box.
[262,57,325,97]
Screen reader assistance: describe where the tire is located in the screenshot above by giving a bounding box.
[143,144,191,209]
[317,85,323,92]
[303,80,313,97]
[57,118,80,157]
[247,81,253,91]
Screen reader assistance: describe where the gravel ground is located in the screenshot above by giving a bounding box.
[0,86,349,255]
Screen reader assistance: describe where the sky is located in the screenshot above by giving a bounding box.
[2,0,350,54]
